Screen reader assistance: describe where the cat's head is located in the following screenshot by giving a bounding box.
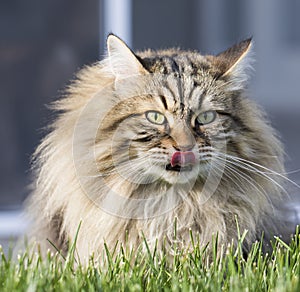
[69,34,283,218]
[90,35,256,186]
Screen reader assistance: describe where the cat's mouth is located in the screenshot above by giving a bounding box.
[165,164,193,172]
[165,151,196,172]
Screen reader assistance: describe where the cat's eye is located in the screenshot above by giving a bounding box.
[145,111,166,125]
[196,111,216,125]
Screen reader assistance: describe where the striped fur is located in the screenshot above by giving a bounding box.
[25,35,284,261]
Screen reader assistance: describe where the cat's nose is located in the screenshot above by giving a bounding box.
[170,122,195,152]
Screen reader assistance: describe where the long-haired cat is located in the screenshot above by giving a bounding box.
[26,34,285,260]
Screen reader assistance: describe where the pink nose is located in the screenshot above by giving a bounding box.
[171,151,196,167]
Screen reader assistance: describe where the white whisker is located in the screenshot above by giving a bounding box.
[219,152,300,189]
[213,153,288,197]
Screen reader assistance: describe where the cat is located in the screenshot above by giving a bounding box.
[26,34,285,261]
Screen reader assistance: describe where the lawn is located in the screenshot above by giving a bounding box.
[0,227,299,291]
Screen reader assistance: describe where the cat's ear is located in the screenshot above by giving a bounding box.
[212,38,253,89]
[107,34,147,78]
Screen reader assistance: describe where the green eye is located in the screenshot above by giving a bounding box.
[146,111,166,125]
[196,111,216,125]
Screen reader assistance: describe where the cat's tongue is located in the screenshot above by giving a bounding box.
[171,151,196,167]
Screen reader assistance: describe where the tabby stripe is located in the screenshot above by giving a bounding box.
[216,110,232,117]
[159,95,168,110]
[177,76,185,114]
[101,114,140,132]
[187,83,197,101]
[197,91,207,110]
[171,59,180,74]
[164,82,178,105]
[218,111,253,133]
[132,136,154,143]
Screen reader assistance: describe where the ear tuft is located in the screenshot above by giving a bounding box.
[107,34,147,78]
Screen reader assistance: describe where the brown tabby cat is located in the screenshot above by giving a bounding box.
[26,34,285,260]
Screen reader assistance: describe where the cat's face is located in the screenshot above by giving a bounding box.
[95,35,253,187]
[104,78,227,185]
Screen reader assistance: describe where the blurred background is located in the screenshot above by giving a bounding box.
[0,0,299,250]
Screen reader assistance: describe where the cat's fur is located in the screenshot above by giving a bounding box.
[26,35,285,260]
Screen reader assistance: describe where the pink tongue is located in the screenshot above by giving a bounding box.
[171,151,196,167]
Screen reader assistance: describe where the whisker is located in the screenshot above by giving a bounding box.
[81,153,152,178]
[222,161,270,199]
[220,153,300,189]
[214,154,288,197]
[212,158,277,212]
[212,152,300,193]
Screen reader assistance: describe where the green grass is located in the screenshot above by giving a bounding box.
[1,227,300,292]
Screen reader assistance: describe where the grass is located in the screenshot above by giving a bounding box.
[1,227,300,291]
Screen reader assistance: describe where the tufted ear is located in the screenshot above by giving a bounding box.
[107,34,147,78]
[211,38,253,90]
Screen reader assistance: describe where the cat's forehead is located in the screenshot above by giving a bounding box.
[138,50,211,77]
[154,79,217,117]
[136,51,223,114]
